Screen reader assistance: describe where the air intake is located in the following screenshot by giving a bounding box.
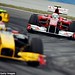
[1,48,13,57]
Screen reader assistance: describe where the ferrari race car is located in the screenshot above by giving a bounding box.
[0,8,9,22]
[27,13,75,40]
[0,22,46,67]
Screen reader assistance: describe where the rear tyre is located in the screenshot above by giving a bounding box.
[69,21,75,32]
[26,38,43,67]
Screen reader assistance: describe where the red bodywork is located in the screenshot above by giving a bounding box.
[37,14,71,30]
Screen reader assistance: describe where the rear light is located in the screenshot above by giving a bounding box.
[27,24,31,30]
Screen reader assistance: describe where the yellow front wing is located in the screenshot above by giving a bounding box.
[18,52,40,61]
[0,52,42,62]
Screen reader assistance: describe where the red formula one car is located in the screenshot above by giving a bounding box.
[27,12,75,39]
[27,5,75,39]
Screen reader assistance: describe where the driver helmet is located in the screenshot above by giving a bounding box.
[52,13,59,19]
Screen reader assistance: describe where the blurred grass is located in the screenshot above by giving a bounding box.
[0,3,75,20]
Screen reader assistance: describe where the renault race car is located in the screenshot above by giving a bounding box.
[0,8,9,22]
[0,21,46,67]
[27,13,75,40]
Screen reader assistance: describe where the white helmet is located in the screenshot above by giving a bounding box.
[52,13,59,19]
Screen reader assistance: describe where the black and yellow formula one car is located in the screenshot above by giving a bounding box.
[0,8,9,22]
[0,24,46,67]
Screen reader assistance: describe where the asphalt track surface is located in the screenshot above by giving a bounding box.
[0,7,75,75]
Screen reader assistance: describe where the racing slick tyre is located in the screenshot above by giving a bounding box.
[27,14,39,32]
[69,21,75,32]
[48,26,59,34]
[27,38,43,67]
[28,14,39,25]
[30,38,43,54]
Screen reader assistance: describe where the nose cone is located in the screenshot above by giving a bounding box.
[0,31,15,50]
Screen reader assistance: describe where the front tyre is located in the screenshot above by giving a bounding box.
[28,14,39,25]
[27,14,39,33]
[69,21,75,32]
[26,38,43,67]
